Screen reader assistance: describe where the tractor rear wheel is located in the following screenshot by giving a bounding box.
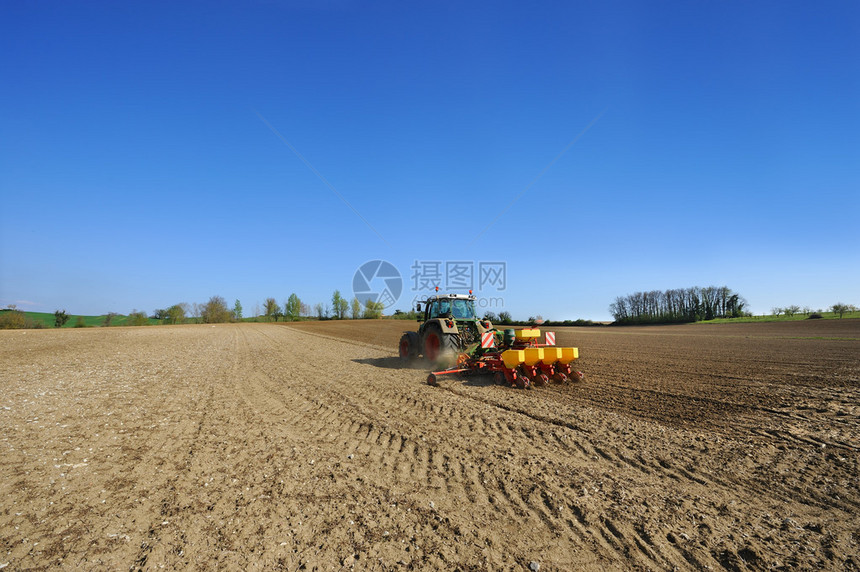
[399,332,419,362]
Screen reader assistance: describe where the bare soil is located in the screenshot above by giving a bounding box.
[1,320,858,570]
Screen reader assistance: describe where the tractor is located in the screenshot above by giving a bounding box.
[398,290,583,389]
[398,291,492,362]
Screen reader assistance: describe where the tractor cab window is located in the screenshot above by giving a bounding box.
[451,299,477,320]
[428,298,477,320]
[429,300,451,318]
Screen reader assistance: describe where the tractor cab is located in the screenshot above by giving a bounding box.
[401,293,490,362]
[419,294,478,322]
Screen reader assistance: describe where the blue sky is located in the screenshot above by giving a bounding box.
[1,1,858,321]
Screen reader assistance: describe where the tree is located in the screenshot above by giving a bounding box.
[233,299,243,321]
[167,304,186,324]
[285,293,301,321]
[0,308,28,329]
[497,311,513,325]
[331,291,342,319]
[103,312,118,327]
[331,290,348,319]
[202,296,232,323]
[350,297,362,319]
[784,305,800,317]
[152,308,170,321]
[54,310,70,328]
[191,303,202,323]
[74,316,87,328]
[831,302,849,318]
[128,310,149,326]
[314,302,325,319]
[483,311,498,322]
[363,299,384,319]
[264,298,280,322]
[771,307,782,317]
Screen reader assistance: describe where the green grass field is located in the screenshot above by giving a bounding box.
[8,311,160,328]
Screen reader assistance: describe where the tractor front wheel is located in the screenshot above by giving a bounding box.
[441,332,460,353]
[423,327,443,362]
[423,325,460,362]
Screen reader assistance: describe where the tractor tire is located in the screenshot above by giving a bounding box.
[424,325,460,362]
[399,332,419,362]
[441,332,460,353]
[423,325,444,362]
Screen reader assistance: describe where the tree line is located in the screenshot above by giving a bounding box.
[609,286,748,324]
[152,290,388,325]
[313,290,385,320]
[3,290,856,330]
[772,303,859,319]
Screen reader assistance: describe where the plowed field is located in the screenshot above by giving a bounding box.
[1,320,858,570]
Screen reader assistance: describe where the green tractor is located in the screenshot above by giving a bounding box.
[398,292,494,362]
